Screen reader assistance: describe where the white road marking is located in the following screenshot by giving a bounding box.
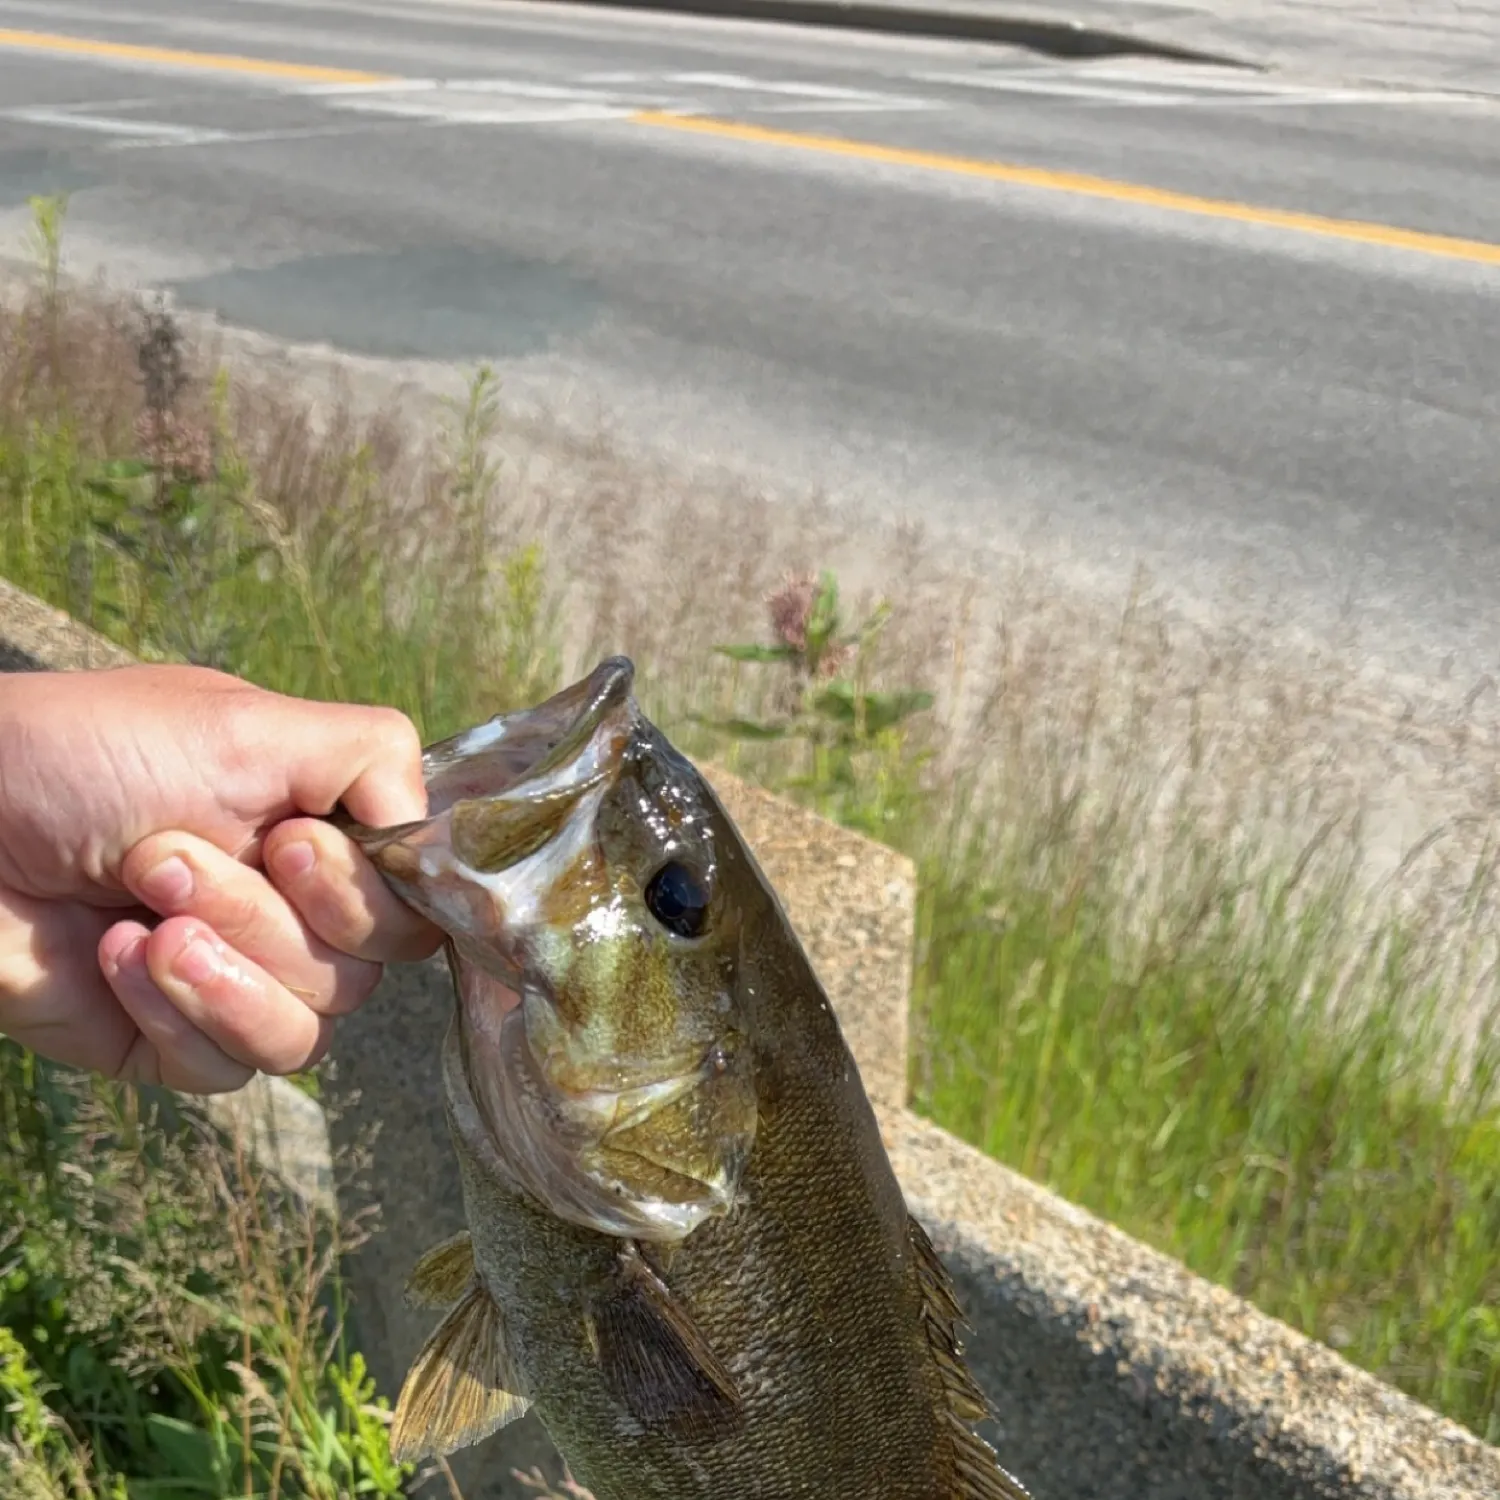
[916,74,1191,106]
[1142,92,1482,110]
[3,104,228,140]
[7,93,168,111]
[301,76,438,96]
[910,65,1485,110]
[665,69,934,111]
[326,92,628,124]
[322,75,629,101]
[442,77,630,100]
[751,98,935,114]
[310,69,938,122]
[667,70,907,101]
[104,120,435,150]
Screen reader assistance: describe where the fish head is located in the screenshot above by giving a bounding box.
[349,658,757,1244]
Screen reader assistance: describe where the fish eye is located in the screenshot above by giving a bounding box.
[644,860,711,939]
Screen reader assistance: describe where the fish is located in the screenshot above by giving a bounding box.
[338,656,1030,1500]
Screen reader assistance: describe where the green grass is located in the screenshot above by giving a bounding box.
[0,1043,412,1499]
[0,255,564,1496]
[0,212,1497,1463]
[0,307,556,743]
[912,856,1500,1438]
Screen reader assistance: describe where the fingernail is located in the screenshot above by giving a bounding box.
[102,931,147,980]
[173,935,223,988]
[270,840,316,882]
[138,855,194,909]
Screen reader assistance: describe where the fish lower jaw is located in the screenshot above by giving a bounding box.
[570,1186,727,1244]
[580,1151,740,1232]
[470,1083,736,1244]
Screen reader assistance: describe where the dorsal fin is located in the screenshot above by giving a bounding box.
[405,1230,478,1308]
[908,1215,1032,1500]
[390,1282,530,1463]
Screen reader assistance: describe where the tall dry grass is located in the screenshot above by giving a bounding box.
[0,211,1497,1445]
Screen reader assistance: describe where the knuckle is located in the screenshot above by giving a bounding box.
[331,858,389,936]
[373,707,423,766]
[185,884,264,957]
[213,685,273,750]
[217,887,265,943]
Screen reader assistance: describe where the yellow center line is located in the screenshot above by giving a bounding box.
[630,110,1500,269]
[0,26,396,85]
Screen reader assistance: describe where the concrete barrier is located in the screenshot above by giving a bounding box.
[3,580,1496,1500]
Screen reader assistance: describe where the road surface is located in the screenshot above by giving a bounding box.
[1,0,1498,691]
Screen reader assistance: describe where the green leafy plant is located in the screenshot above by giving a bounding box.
[702,569,934,836]
[0,1041,415,1499]
[0,1325,99,1500]
[76,300,274,669]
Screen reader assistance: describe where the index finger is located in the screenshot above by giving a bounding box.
[311,703,428,828]
[229,695,429,829]
[263,816,442,965]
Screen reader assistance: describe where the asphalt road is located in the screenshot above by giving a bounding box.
[1,0,1498,690]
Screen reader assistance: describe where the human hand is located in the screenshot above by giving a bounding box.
[0,664,442,1093]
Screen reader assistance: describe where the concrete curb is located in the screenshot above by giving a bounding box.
[525,0,1262,67]
[4,585,1497,1499]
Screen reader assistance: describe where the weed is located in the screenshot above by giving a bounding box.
[0,1042,411,1497]
[1,211,1498,1449]
[25,196,66,310]
[700,569,935,839]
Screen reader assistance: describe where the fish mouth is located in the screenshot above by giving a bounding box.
[422,656,636,816]
[347,657,637,943]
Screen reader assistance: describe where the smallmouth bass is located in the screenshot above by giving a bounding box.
[341,658,1029,1500]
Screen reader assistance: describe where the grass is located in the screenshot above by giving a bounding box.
[0,201,1497,1476]
[0,1042,411,1499]
[913,852,1500,1429]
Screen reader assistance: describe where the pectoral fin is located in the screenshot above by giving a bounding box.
[405,1231,477,1309]
[586,1244,741,1439]
[908,1216,1031,1500]
[390,1283,530,1463]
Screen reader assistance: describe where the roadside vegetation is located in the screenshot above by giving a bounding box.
[0,1045,412,1500]
[1,197,1497,1493]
